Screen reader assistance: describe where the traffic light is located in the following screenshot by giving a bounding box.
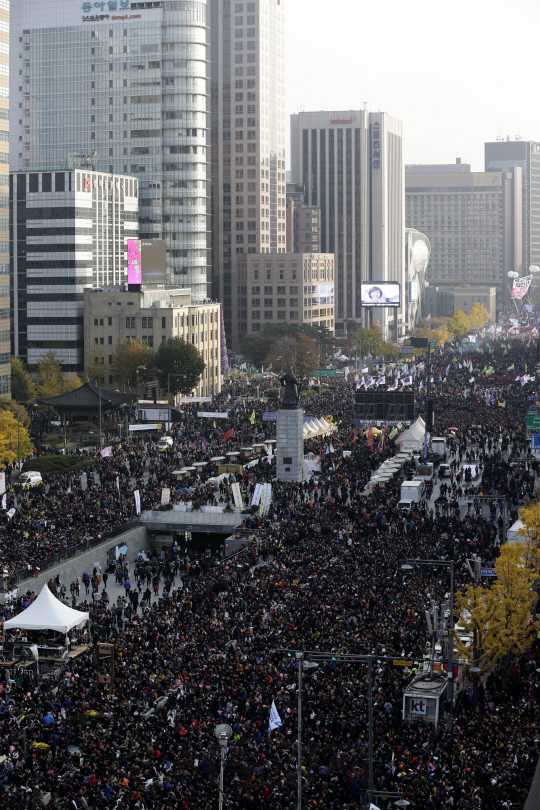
[426,398,434,428]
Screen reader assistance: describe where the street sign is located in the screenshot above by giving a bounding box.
[481,568,497,577]
[400,347,415,355]
[527,410,540,430]
[532,434,540,450]
[429,340,437,348]
[313,368,337,377]
[262,412,276,421]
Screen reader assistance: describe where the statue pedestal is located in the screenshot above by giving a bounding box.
[276,408,308,482]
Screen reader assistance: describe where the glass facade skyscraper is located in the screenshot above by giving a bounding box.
[10,0,208,299]
[210,0,286,350]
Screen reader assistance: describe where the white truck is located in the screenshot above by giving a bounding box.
[414,463,434,485]
[400,480,425,503]
[431,437,447,457]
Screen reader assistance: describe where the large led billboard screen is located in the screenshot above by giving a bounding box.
[127,239,166,285]
[360,282,401,307]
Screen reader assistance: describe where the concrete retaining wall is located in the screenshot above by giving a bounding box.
[6,524,149,600]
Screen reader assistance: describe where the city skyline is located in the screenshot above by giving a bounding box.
[284,0,540,171]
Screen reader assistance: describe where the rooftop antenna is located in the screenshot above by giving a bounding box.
[496,128,503,142]
[364,101,368,111]
[516,129,522,141]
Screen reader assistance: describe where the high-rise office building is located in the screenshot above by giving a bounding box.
[485,139,540,277]
[405,159,522,309]
[285,183,321,253]
[10,0,208,299]
[10,169,138,372]
[0,0,8,397]
[210,0,286,351]
[290,110,405,339]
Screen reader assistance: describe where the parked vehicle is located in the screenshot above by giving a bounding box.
[19,471,43,487]
[400,480,424,503]
[157,436,173,452]
[439,464,451,478]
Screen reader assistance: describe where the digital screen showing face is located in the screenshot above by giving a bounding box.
[360,282,401,307]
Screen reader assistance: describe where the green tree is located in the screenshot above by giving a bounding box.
[10,358,37,402]
[354,325,383,359]
[36,350,68,398]
[110,339,155,389]
[240,333,269,368]
[155,336,205,397]
[447,310,471,339]
[86,346,105,387]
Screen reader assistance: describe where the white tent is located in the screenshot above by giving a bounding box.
[397,416,426,453]
[507,519,526,544]
[4,584,89,634]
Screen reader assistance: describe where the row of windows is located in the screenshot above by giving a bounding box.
[251,311,299,321]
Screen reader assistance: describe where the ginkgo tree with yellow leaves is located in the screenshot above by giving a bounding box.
[454,541,539,689]
[0,410,33,467]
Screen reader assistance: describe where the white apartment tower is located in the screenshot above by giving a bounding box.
[210,0,286,351]
[290,110,406,339]
[10,0,209,299]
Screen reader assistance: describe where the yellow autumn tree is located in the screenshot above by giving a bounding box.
[469,302,491,329]
[447,310,471,339]
[518,500,540,573]
[454,541,539,689]
[416,323,450,346]
[0,410,33,467]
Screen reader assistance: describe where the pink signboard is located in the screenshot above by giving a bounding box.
[127,239,142,284]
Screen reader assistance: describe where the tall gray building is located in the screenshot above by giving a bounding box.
[485,139,540,277]
[290,110,405,339]
[405,159,522,310]
[10,0,208,299]
[210,0,286,350]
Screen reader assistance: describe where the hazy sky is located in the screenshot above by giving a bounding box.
[285,0,538,171]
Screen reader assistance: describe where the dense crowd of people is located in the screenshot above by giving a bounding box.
[0,333,538,808]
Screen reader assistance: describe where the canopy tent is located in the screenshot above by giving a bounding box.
[507,519,525,544]
[4,585,89,634]
[397,416,426,452]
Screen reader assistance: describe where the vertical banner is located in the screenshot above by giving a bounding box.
[251,482,263,506]
[161,488,171,505]
[262,483,272,516]
[0,472,5,495]
[231,481,244,509]
[259,485,267,517]
[512,274,532,299]
[134,490,141,515]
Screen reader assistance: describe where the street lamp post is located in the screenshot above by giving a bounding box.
[295,653,318,810]
[167,372,186,426]
[402,558,455,707]
[283,650,409,810]
[135,365,146,421]
[214,724,232,810]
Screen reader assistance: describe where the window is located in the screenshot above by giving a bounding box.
[94,338,98,345]
[109,355,113,364]
[264,311,273,319]
[264,298,273,307]
[108,336,113,345]
[99,318,104,326]
[142,317,147,328]
[148,317,153,329]
[264,286,273,294]
[108,317,112,326]
[148,336,153,348]
[131,317,135,328]
[161,316,166,328]
[94,318,98,326]
[100,337,104,345]
[126,317,130,328]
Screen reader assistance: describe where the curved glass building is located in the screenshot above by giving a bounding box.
[10,0,209,298]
